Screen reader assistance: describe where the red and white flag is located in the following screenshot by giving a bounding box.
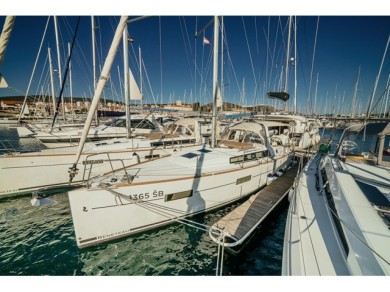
[203,36,210,45]
[128,37,134,42]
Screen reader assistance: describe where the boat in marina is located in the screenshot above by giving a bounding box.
[68,119,294,248]
[282,122,390,275]
[0,116,211,198]
[30,113,165,148]
[253,113,321,150]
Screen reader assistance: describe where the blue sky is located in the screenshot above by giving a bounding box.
[1,2,390,115]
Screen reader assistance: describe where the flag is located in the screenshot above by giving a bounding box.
[128,37,134,42]
[203,36,210,45]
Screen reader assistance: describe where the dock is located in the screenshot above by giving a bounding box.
[209,163,299,250]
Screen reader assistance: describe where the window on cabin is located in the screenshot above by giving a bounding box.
[243,131,262,144]
[188,125,195,134]
[177,125,192,136]
[109,119,126,127]
[165,123,178,134]
[133,119,156,130]
[221,129,237,141]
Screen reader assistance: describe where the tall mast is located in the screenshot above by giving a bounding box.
[91,16,97,90]
[139,45,143,107]
[48,47,56,116]
[220,16,224,113]
[283,16,292,112]
[383,73,390,118]
[68,42,74,122]
[123,27,131,139]
[293,16,297,115]
[314,73,319,115]
[53,16,65,121]
[351,66,361,118]
[366,35,390,118]
[211,16,219,148]
[284,16,292,93]
[91,16,99,125]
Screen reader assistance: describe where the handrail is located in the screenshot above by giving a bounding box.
[81,152,135,188]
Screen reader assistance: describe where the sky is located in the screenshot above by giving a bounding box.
[1,1,390,116]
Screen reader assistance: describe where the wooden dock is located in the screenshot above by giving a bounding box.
[209,163,299,249]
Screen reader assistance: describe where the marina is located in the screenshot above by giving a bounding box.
[1,12,390,281]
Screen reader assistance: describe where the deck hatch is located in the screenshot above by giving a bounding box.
[198,149,211,153]
[181,153,198,159]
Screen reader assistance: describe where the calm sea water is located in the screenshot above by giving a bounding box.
[0,123,385,276]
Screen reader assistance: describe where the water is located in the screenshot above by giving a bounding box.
[0,127,288,276]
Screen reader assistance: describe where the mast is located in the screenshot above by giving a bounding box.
[211,16,219,148]
[91,16,97,91]
[123,27,131,139]
[314,73,319,115]
[284,16,292,93]
[69,16,128,181]
[220,16,224,113]
[282,16,292,112]
[351,66,361,118]
[383,73,390,118]
[293,16,297,115]
[68,42,74,122]
[48,47,56,116]
[139,45,143,107]
[53,16,65,121]
[91,16,99,125]
[366,35,390,118]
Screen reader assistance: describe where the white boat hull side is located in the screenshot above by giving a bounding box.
[0,147,174,197]
[69,155,292,248]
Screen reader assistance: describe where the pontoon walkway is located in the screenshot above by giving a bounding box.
[209,163,299,249]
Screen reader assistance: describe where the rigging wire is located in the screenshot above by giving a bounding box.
[307,16,320,115]
[18,16,51,122]
[241,16,258,103]
[51,16,81,130]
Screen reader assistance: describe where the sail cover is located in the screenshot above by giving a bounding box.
[267,91,290,101]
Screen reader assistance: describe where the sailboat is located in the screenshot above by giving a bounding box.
[282,35,390,276]
[67,16,294,249]
[282,122,390,275]
[283,34,390,275]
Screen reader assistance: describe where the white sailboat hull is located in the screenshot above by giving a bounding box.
[0,145,180,197]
